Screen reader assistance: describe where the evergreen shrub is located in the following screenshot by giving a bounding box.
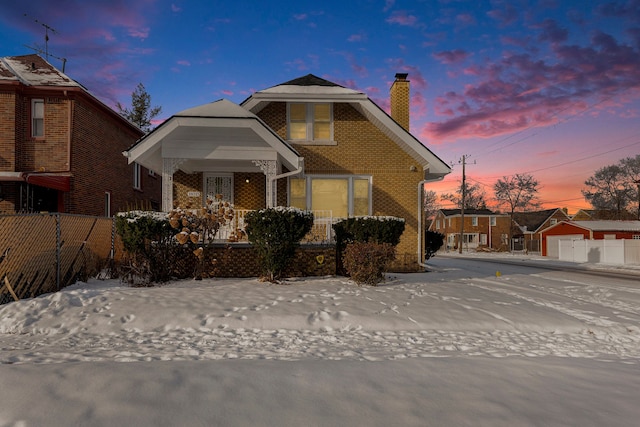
[115,211,175,285]
[244,207,314,282]
[425,230,445,260]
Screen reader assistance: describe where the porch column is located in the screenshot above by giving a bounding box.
[252,160,278,207]
[162,158,185,212]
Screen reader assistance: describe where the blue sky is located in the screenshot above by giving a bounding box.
[2,0,640,212]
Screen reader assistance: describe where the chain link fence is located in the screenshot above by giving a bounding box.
[0,213,115,305]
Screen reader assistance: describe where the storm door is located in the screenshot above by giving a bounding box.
[204,174,233,204]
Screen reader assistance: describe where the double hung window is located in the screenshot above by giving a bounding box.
[288,103,332,142]
[32,99,44,137]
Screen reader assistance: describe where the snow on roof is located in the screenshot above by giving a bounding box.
[255,74,365,97]
[572,220,640,232]
[0,54,79,87]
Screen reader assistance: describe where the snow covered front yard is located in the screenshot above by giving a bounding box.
[1,256,640,426]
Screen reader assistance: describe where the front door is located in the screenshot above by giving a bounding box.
[204,174,233,204]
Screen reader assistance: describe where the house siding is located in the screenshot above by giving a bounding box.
[258,102,424,270]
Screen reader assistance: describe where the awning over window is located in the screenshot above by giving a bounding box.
[25,174,71,192]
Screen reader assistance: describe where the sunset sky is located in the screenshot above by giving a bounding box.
[2,0,640,214]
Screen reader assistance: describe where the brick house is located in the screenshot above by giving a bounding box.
[429,208,511,251]
[512,208,571,252]
[124,73,451,271]
[0,54,160,216]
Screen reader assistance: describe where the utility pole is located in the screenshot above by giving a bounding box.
[635,179,640,220]
[458,155,467,254]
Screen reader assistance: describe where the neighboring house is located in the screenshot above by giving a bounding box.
[429,208,511,251]
[124,73,451,271]
[511,208,571,252]
[540,220,640,257]
[0,54,160,216]
[572,209,636,221]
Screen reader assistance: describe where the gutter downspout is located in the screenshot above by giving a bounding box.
[418,174,445,269]
[268,158,304,208]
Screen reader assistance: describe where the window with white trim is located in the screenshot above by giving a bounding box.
[289,175,371,217]
[490,217,496,226]
[632,235,640,240]
[32,99,44,137]
[472,216,478,226]
[287,103,333,142]
[133,163,142,190]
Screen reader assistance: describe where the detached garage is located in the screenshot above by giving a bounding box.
[541,220,640,262]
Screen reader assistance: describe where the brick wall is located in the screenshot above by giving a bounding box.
[70,97,160,216]
[432,213,512,251]
[0,92,16,171]
[258,102,425,271]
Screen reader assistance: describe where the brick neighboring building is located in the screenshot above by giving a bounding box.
[430,209,511,251]
[0,54,160,216]
[512,208,571,252]
[124,73,451,271]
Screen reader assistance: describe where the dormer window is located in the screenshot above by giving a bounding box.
[32,99,44,137]
[287,103,333,142]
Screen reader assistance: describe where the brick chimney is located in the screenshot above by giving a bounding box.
[390,73,410,131]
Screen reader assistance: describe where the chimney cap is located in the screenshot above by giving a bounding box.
[395,73,408,80]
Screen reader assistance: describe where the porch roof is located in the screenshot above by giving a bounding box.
[123,99,303,174]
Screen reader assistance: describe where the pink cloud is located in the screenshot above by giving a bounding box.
[177,60,190,66]
[386,59,428,90]
[221,90,233,96]
[171,4,181,12]
[432,49,469,65]
[293,13,307,20]
[422,27,640,143]
[386,10,419,27]
[456,13,476,26]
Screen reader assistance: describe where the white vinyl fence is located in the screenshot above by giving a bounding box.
[558,239,640,265]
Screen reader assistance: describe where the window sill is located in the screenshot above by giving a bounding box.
[289,140,337,146]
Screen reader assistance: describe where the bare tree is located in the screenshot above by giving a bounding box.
[620,155,640,219]
[441,181,487,210]
[582,164,634,219]
[494,173,540,251]
[116,83,162,133]
[423,189,440,219]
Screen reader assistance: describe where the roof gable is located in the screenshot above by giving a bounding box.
[241,74,451,178]
[277,74,344,87]
[124,99,303,174]
[513,208,569,232]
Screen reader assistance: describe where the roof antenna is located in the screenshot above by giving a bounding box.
[23,14,67,72]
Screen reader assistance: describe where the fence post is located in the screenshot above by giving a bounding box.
[56,213,62,291]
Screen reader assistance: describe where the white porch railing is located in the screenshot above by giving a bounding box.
[218,209,336,243]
